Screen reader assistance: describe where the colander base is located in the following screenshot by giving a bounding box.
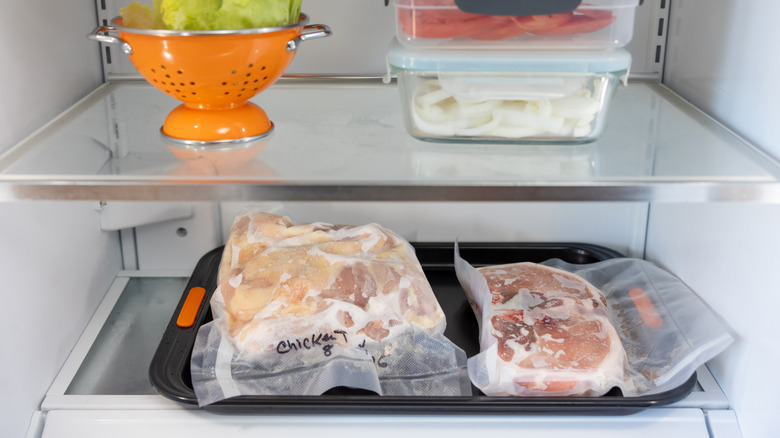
[161,102,274,145]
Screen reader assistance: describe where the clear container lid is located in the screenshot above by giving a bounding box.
[387,39,632,73]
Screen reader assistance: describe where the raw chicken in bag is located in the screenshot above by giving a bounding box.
[191,212,469,406]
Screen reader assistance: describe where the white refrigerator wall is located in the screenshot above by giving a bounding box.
[645,204,780,438]
[0,0,104,153]
[0,202,122,438]
[0,2,117,438]
[646,1,780,437]
[663,0,780,162]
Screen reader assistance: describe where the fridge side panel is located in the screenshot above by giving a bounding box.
[0,202,122,438]
[0,0,103,153]
[664,0,780,161]
[645,202,780,438]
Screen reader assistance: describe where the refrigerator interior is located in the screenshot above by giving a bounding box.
[1,1,779,438]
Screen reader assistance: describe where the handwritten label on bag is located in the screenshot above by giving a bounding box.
[275,330,391,367]
[276,330,347,356]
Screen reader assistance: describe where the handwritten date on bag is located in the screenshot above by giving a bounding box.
[276,330,348,357]
[358,339,389,368]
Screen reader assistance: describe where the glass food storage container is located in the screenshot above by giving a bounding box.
[393,0,639,51]
[387,40,632,144]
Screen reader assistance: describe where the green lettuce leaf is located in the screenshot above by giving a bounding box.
[122,0,303,30]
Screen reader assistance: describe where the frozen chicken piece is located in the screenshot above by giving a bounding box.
[215,212,446,353]
[475,262,627,396]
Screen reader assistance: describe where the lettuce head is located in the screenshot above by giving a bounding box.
[121,0,302,30]
[121,0,165,29]
[164,0,302,30]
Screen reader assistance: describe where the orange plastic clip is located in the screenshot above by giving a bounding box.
[629,288,663,328]
[176,286,206,328]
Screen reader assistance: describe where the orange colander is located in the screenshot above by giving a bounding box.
[89,14,330,148]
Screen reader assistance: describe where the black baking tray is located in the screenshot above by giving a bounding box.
[149,242,697,414]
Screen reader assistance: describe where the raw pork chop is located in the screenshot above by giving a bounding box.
[477,262,626,396]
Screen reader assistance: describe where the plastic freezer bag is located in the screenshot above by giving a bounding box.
[191,212,470,406]
[454,243,733,397]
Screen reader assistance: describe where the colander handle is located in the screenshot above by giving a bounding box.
[88,25,133,55]
[286,24,332,52]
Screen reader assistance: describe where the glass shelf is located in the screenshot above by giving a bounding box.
[1,78,779,202]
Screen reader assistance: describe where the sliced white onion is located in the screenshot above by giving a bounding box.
[415,87,455,107]
[573,120,594,137]
[438,75,587,102]
[524,99,554,118]
[456,99,502,118]
[550,96,601,119]
[496,104,565,134]
[454,110,502,136]
[411,107,458,136]
[487,125,546,138]
[414,100,458,123]
[578,112,596,127]
[409,78,605,139]
[558,119,577,136]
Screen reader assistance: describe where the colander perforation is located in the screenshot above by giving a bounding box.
[105,14,333,144]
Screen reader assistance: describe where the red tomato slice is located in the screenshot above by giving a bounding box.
[398,9,502,39]
[518,12,575,31]
[531,13,615,36]
[468,16,526,41]
[577,8,614,19]
[469,12,573,41]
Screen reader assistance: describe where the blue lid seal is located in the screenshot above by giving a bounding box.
[387,39,632,74]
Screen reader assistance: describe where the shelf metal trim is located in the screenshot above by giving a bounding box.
[4,180,780,203]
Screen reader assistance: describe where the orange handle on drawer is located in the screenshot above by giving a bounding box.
[177,287,206,328]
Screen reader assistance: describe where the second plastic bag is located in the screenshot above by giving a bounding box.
[454,243,733,397]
